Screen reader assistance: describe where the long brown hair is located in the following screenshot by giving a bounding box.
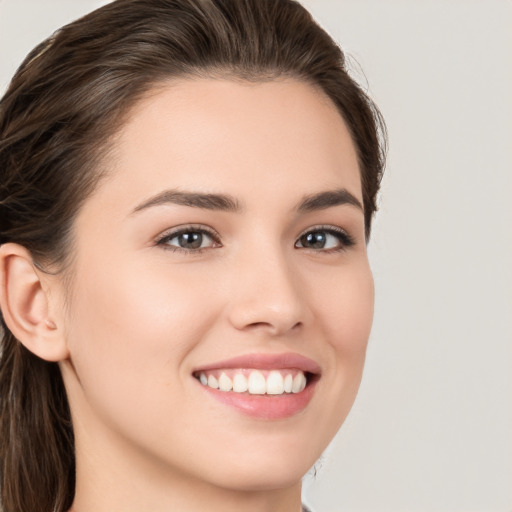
[0,1,386,510]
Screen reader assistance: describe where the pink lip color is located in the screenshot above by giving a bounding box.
[193,352,321,374]
[199,379,318,420]
[193,352,321,420]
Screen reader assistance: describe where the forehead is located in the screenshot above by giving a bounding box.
[91,78,362,213]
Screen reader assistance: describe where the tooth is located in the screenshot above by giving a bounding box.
[218,372,233,392]
[233,373,248,393]
[203,369,307,394]
[284,374,293,393]
[266,371,284,395]
[248,370,266,394]
[292,372,306,393]
[207,375,219,389]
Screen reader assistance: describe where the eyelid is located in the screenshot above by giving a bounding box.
[154,223,355,253]
[155,224,222,251]
[295,224,356,251]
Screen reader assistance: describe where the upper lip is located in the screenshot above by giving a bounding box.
[192,352,321,375]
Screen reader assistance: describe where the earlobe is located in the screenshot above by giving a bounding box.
[0,243,69,362]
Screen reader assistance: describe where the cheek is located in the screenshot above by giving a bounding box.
[313,259,374,355]
[63,256,221,409]
[70,254,214,340]
[308,259,374,411]
[292,259,373,454]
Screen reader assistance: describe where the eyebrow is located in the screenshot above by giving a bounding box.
[296,188,363,213]
[130,187,362,216]
[131,190,242,214]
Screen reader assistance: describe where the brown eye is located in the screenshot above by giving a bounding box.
[174,232,204,249]
[157,227,220,252]
[299,232,328,249]
[295,227,355,251]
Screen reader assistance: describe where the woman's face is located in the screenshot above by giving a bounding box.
[58,78,374,492]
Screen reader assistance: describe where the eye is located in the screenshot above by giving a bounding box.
[295,226,355,252]
[156,225,220,253]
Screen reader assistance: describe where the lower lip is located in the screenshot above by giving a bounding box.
[197,379,318,420]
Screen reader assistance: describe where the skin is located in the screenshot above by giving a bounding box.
[1,78,374,512]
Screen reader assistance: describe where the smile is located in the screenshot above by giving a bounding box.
[192,353,321,419]
[195,369,308,395]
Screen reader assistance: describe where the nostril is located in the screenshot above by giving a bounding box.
[246,321,270,330]
[242,320,303,334]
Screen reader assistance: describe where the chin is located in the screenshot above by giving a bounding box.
[215,464,308,493]
[196,439,323,493]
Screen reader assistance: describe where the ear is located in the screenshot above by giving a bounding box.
[0,243,69,362]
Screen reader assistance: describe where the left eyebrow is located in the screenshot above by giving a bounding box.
[296,188,363,213]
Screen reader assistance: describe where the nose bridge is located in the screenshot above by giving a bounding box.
[227,239,306,335]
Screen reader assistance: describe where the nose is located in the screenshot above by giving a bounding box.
[226,249,308,337]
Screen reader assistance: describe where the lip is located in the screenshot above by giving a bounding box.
[192,352,321,420]
[192,352,321,374]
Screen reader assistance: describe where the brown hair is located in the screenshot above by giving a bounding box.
[0,1,386,510]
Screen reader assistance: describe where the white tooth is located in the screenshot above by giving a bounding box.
[248,370,266,394]
[207,375,219,389]
[284,374,293,393]
[292,372,306,393]
[233,373,248,393]
[266,371,285,395]
[218,373,233,392]
[199,372,208,386]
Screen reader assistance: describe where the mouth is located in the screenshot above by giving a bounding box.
[193,368,315,395]
[192,353,321,419]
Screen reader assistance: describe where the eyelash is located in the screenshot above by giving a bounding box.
[155,224,355,254]
[295,225,356,252]
[155,225,221,254]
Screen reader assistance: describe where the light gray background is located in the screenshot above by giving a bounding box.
[1,1,511,511]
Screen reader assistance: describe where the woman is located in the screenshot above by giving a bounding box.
[0,0,386,511]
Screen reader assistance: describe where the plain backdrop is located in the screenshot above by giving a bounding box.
[1,1,511,511]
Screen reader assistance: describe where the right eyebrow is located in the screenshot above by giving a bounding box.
[130,189,242,215]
